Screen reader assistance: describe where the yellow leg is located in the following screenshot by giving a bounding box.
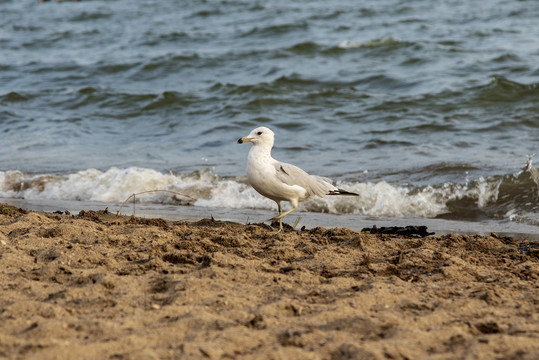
[277,202,283,232]
[274,205,298,220]
[272,203,298,232]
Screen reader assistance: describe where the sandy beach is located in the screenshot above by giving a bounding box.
[0,203,537,359]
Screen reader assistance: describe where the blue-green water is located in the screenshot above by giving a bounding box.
[1,0,538,230]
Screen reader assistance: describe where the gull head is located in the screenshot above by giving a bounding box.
[237,126,275,147]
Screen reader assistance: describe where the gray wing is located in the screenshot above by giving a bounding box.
[273,161,337,198]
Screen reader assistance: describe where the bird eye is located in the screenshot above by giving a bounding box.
[257,131,262,135]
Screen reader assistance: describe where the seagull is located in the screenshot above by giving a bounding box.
[237,126,359,232]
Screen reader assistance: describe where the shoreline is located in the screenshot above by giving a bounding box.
[1,203,538,359]
[2,197,539,241]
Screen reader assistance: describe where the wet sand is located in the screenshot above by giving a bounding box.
[0,203,537,359]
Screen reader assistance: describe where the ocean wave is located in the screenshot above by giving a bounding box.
[1,160,537,226]
[138,54,200,72]
[46,87,203,115]
[337,37,403,49]
[140,31,190,47]
[475,75,539,103]
[141,91,200,111]
[209,76,367,99]
[0,91,29,103]
[66,87,158,113]
[69,10,114,22]
[188,9,223,18]
[285,41,321,54]
[241,22,309,38]
[367,75,539,117]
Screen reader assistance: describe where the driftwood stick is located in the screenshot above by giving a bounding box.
[292,216,301,230]
[116,190,196,216]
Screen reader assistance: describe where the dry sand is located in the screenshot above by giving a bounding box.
[0,203,538,360]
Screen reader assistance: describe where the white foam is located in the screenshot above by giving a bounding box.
[0,167,180,203]
[0,166,507,219]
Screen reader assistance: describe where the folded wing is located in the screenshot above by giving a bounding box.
[273,161,342,198]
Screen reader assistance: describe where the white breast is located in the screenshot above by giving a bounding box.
[246,148,308,203]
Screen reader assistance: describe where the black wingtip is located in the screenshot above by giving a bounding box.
[328,189,359,196]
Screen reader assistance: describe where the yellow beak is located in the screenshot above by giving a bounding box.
[237,137,252,144]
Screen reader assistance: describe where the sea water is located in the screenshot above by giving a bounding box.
[1,0,538,234]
